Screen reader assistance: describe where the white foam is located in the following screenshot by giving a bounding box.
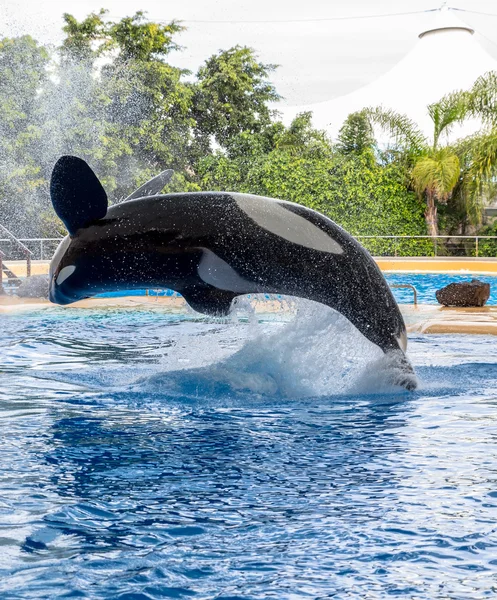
[137,298,415,399]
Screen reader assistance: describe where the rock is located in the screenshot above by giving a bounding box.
[16,274,50,299]
[436,279,490,307]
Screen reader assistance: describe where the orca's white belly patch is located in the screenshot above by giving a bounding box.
[198,250,254,293]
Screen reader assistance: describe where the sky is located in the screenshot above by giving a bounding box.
[2,0,497,107]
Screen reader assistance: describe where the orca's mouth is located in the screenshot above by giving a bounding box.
[49,287,69,305]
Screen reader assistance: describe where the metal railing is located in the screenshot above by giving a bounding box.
[356,235,497,258]
[1,235,497,261]
[390,283,418,305]
[0,226,35,277]
[0,249,4,294]
[0,238,62,261]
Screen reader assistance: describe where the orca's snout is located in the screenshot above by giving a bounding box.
[48,284,70,305]
[385,349,418,391]
[48,278,80,305]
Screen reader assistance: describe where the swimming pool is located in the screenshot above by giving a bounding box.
[1,301,497,598]
[95,273,497,306]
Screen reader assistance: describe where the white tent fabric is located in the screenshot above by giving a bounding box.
[281,8,497,141]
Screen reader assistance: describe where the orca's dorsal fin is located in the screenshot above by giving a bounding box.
[50,156,108,236]
[123,169,174,202]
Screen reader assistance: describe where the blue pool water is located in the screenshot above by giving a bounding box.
[2,301,497,598]
[96,273,497,305]
[385,273,497,305]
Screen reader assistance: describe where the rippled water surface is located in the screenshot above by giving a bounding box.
[1,301,497,599]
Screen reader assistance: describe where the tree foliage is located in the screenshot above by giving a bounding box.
[198,114,427,249]
[192,45,280,150]
[0,12,280,235]
[3,8,497,256]
[336,111,375,155]
[0,36,49,232]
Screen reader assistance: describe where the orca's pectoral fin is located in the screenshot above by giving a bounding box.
[124,169,174,202]
[182,287,237,317]
[50,156,108,236]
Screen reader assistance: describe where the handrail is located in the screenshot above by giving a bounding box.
[4,235,497,242]
[0,237,63,261]
[355,234,497,257]
[0,225,34,256]
[0,238,63,241]
[0,224,33,278]
[0,248,4,294]
[390,284,418,305]
[357,235,497,239]
[3,235,497,260]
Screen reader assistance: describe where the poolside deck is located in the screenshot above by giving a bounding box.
[402,304,497,335]
[3,294,497,337]
[376,257,497,274]
[4,257,497,335]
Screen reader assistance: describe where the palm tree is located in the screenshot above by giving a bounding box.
[364,91,471,238]
[341,73,497,242]
[411,148,460,236]
[457,72,497,224]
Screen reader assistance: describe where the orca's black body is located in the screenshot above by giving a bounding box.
[49,156,416,388]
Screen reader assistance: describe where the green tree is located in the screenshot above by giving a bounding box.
[0,35,49,235]
[192,46,280,150]
[44,10,194,202]
[98,12,194,195]
[109,12,183,61]
[198,114,427,252]
[275,112,331,158]
[61,10,107,62]
[337,110,375,155]
[454,72,497,229]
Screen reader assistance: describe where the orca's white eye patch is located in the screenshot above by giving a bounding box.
[56,265,76,285]
[236,195,343,255]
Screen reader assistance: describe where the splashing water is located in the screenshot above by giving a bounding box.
[131,297,414,399]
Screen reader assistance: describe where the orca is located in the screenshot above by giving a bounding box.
[49,155,416,389]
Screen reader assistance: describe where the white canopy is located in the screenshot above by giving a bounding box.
[281,7,497,141]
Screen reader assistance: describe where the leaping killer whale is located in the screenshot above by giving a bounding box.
[49,155,416,389]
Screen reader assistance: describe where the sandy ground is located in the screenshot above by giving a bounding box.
[2,260,50,278]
